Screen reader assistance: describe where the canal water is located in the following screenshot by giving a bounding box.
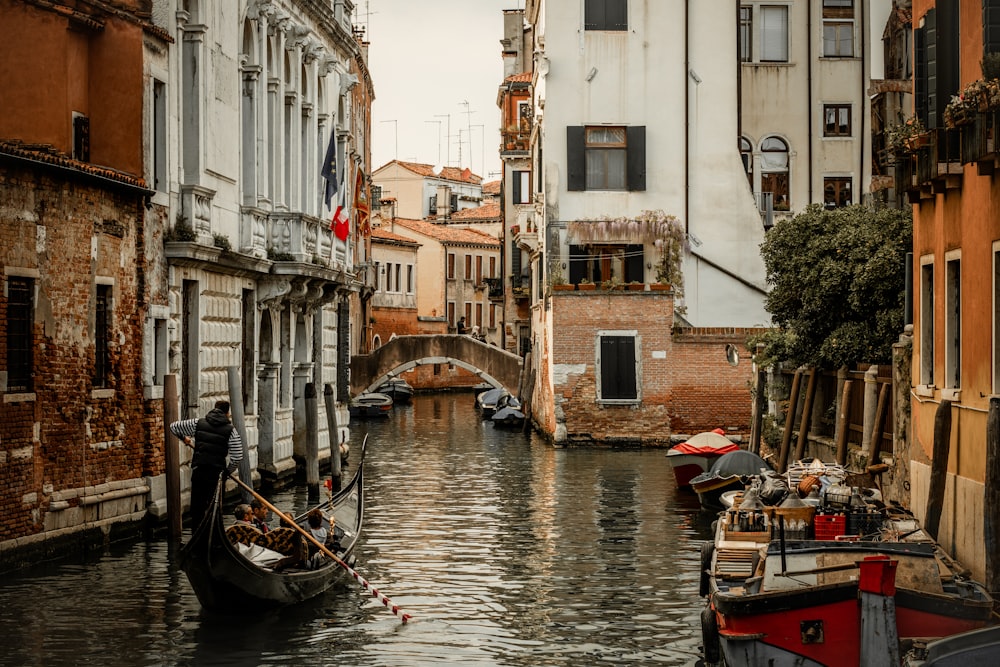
[0,393,714,666]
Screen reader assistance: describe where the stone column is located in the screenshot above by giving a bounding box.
[256,362,280,475]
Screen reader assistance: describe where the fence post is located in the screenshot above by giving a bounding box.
[860,366,879,462]
[835,380,853,466]
[778,367,804,473]
[793,368,818,462]
[865,383,890,469]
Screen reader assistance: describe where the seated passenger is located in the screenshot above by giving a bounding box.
[225,504,263,546]
[304,509,330,569]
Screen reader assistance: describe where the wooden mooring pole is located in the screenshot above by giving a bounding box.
[305,382,319,503]
[777,368,803,473]
[164,374,182,540]
[925,400,952,542]
[986,397,1000,609]
[324,383,342,493]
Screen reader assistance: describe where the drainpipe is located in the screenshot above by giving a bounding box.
[808,0,814,203]
[685,0,690,234]
[860,0,867,202]
[736,0,742,145]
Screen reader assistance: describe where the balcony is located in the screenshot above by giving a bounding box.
[501,128,530,154]
[483,277,504,301]
[510,276,530,301]
[894,154,919,204]
[961,109,1000,175]
[915,128,962,193]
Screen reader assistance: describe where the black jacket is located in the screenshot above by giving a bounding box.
[192,409,233,470]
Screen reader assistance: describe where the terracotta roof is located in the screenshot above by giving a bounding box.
[378,159,482,185]
[482,180,501,195]
[450,202,501,221]
[394,218,499,247]
[0,140,148,191]
[505,72,532,83]
[372,228,420,245]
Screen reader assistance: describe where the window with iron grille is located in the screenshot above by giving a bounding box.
[94,284,111,388]
[6,277,34,392]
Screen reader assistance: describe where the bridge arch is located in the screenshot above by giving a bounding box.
[350,334,523,396]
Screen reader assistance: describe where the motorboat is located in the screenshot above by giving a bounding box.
[690,450,771,511]
[491,394,525,428]
[699,466,994,666]
[348,392,393,418]
[476,387,508,419]
[666,429,741,489]
[374,377,414,404]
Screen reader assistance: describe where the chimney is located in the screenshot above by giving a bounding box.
[436,184,452,221]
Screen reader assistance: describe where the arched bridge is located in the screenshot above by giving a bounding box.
[350,335,523,396]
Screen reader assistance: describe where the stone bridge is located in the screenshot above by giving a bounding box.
[350,334,523,396]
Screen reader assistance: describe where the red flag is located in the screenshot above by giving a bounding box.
[331,205,349,241]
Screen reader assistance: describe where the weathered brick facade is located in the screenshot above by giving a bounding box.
[545,290,764,446]
[0,159,154,559]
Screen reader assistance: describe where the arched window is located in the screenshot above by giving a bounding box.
[760,136,789,210]
[739,137,753,186]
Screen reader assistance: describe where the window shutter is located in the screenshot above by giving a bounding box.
[936,2,960,128]
[584,0,603,30]
[511,240,521,282]
[625,244,644,283]
[626,126,646,191]
[985,0,1000,55]
[607,0,628,30]
[567,126,586,191]
[600,336,637,400]
[915,24,928,128]
[569,244,587,284]
[512,171,522,204]
[926,9,938,128]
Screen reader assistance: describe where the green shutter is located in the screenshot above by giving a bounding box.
[567,126,586,191]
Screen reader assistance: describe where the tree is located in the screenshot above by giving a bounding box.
[754,204,912,369]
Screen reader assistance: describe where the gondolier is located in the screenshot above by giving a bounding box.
[170,400,243,530]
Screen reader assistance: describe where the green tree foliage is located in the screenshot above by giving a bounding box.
[754,204,912,368]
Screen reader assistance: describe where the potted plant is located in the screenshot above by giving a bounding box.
[577,278,596,291]
[626,280,645,291]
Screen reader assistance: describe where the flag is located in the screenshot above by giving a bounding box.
[321,131,338,210]
[354,168,370,232]
[331,204,349,241]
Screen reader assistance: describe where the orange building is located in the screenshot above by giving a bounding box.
[907,0,1000,584]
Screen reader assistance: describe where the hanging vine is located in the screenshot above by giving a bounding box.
[567,210,686,300]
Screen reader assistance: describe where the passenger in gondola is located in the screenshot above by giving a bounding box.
[249,498,271,533]
[304,509,329,569]
[226,504,263,547]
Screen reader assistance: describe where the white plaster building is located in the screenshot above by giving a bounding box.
[372,160,484,221]
[155,0,374,489]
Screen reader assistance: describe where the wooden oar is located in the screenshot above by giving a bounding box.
[225,471,413,624]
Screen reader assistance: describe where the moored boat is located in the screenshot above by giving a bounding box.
[667,429,741,489]
[491,394,525,428]
[374,377,414,404]
[179,448,365,612]
[690,450,771,511]
[349,392,393,418]
[700,467,994,667]
[476,387,508,419]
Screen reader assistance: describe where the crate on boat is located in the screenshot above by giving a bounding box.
[814,513,847,541]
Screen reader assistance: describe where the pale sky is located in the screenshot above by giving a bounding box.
[364,0,524,183]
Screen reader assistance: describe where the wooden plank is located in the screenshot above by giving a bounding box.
[836,380,854,465]
[778,369,803,473]
[925,400,953,542]
[794,368,818,462]
[865,383,890,468]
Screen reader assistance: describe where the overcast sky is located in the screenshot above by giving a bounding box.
[365,0,523,182]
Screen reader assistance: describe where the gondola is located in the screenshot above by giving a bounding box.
[179,446,365,613]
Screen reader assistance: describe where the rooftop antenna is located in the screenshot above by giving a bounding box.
[425,120,442,166]
[460,101,476,169]
[472,124,484,178]
[435,114,451,166]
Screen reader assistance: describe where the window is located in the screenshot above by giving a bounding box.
[153,79,166,192]
[823,177,852,208]
[584,0,627,31]
[448,302,456,327]
[760,136,789,210]
[489,256,496,278]
[490,304,496,328]
[464,302,472,325]
[760,6,789,62]
[476,256,483,283]
[447,253,455,279]
[569,244,644,285]
[5,276,34,392]
[945,255,961,390]
[919,260,934,386]
[512,170,531,204]
[739,136,753,185]
[567,126,646,192]
[822,0,855,57]
[476,303,483,327]
[407,265,414,293]
[94,284,111,388]
[464,255,473,280]
[73,113,90,162]
[739,6,752,62]
[598,333,638,401]
[823,104,852,136]
[394,263,402,292]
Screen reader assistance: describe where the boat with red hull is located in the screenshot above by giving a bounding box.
[667,429,740,489]
[700,468,994,666]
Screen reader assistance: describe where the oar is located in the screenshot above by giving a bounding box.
[225,471,413,624]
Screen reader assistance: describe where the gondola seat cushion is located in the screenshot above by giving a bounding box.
[226,523,264,546]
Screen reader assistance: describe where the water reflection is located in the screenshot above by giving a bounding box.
[0,393,713,666]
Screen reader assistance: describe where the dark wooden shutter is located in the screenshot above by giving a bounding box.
[626,126,646,191]
[985,0,1000,55]
[567,126,586,191]
[937,1,960,127]
[926,9,938,128]
[600,335,637,400]
[915,24,928,128]
[625,244,644,283]
[607,0,628,30]
[511,239,521,284]
[584,0,603,29]
[569,244,587,284]
[512,171,522,204]
[337,301,350,398]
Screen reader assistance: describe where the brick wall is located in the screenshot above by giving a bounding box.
[0,162,152,544]
[548,291,764,446]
